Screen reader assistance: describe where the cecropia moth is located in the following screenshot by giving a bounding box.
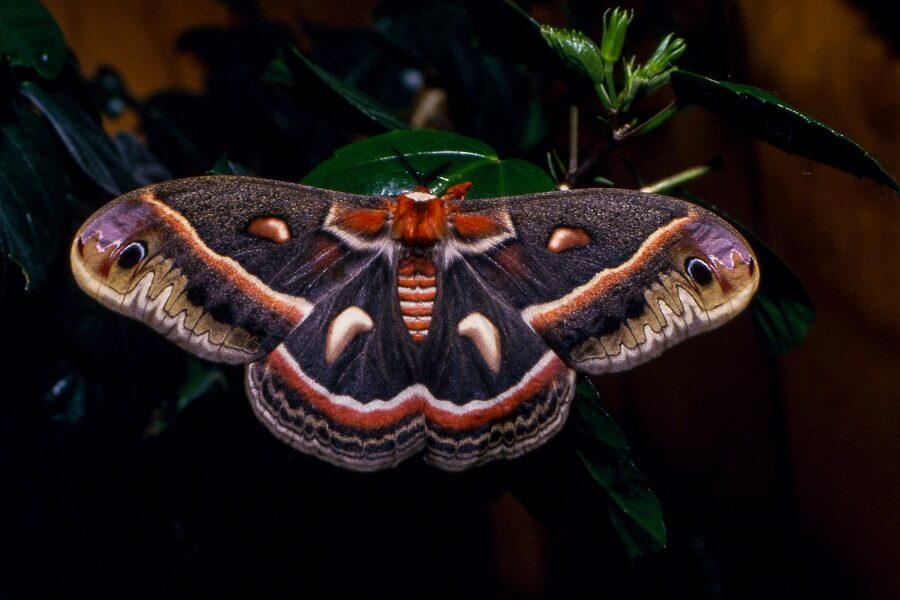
[71,176,759,471]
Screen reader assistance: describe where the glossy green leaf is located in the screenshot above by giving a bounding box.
[672,71,899,192]
[302,130,555,198]
[539,26,604,84]
[683,192,815,353]
[263,47,408,132]
[573,377,666,560]
[0,100,67,290]
[0,0,67,79]
[20,80,136,195]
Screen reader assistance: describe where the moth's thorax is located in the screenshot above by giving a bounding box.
[390,193,449,246]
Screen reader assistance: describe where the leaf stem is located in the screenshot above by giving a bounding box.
[639,157,722,194]
[613,100,677,142]
[594,82,612,113]
[568,105,579,176]
[604,62,618,109]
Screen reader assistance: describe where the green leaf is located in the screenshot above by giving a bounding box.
[263,47,409,132]
[624,34,686,105]
[642,34,686,82]
[0,100,67,290]
[20,80,137,195]
[753,289,815,354]
[144,358,228,437]
[539,25,604,84]
[599,8,633,64]
[208,154,256,176]
[748,234,816,353]
[177,357,227,414]
[573,378,666,560]
[682,192,815,353]
[302,130,555,199]
[672,71,899,192]
[0,0,67,79]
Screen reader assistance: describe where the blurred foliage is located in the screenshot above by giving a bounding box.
[0,0,897,595]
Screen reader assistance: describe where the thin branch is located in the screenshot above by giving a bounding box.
[568,138,613,188]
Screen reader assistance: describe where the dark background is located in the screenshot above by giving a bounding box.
[1,0,898,597]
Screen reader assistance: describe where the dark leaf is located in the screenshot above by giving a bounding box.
[140,93,213,177]
[301,130,555,198]
[111,132,173,185]
[748,236,816,353]
[177,357,228,414]
[43,370,90,424]
[208,154,257,176]
[263,47,409,133]
[87,66,134,118]
[672,70,899,192]
[0,0,67,79]
[574,377,667,560]
[683,192,815,353]
[0,100,67,290]
[20,80,137,195]
[142,358,228,438]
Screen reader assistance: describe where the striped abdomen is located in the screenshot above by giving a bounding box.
[397,254,436,343]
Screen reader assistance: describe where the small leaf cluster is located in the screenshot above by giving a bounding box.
[540,8,685,134]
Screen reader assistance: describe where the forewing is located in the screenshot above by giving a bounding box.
[71,176,382,364]
[458,189,759,374]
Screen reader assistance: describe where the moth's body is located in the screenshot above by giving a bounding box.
[71,176,759,471]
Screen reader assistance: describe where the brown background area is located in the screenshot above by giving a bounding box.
[41,0,899,597]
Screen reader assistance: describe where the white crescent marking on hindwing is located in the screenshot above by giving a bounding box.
[457,311,502,373]
[325,305,375,364]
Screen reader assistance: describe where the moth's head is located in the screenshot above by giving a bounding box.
[671,212,760,321]
[71,195,163,299]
